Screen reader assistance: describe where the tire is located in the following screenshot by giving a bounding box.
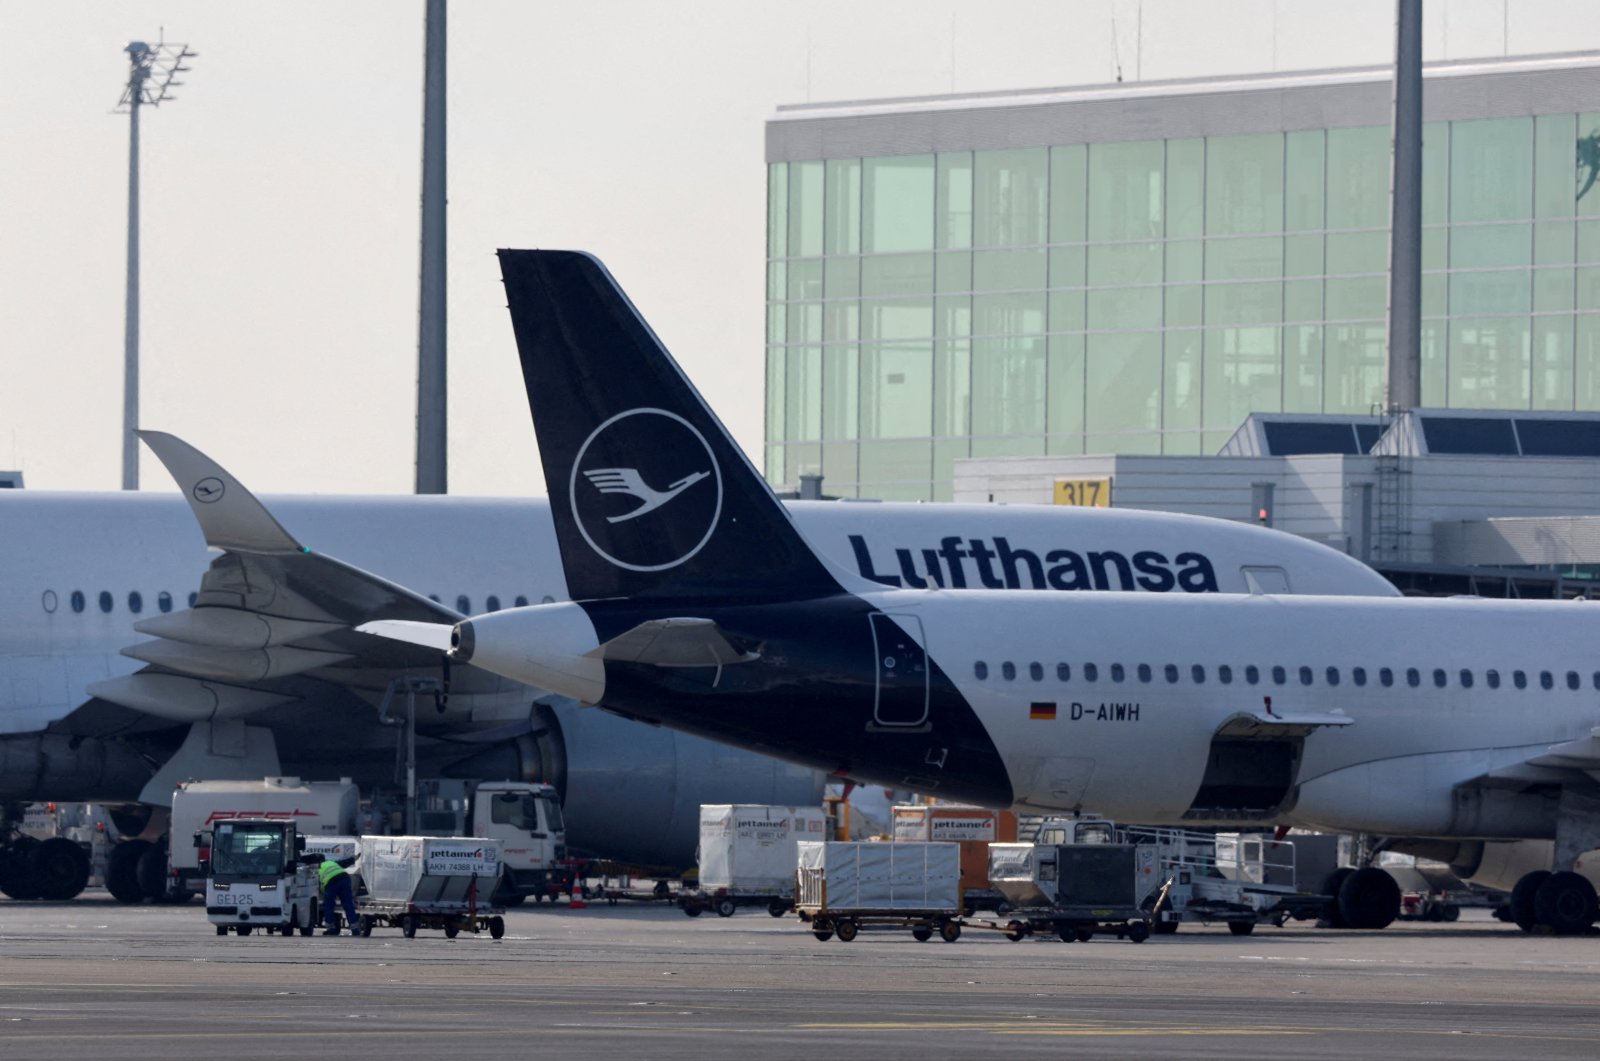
[1337,867,1400,930]
[106,839,151,904]
[215,925,228,936]
[1320,867,1355,928]
[1441,903,1461,923]
[0,839,42,900]
[489,916,505,940]
[715,898,737,918]
[237,925,252,936]
[1509,870,1550,933]
[134,843,170,902]
[939,920,961,943]
[768,899,788,918]
[1004,921,1027,942]
[1534,871,1598,935]
[1056,924,1077,942]
[401,914,418,939]
[683,905,701,918]
[834,919,859,943]
[654,880,671,900]
[1126,921,1150,943]
[493,871,526,907]
[911,925,933,942]
[1227,920,1256,936]
[812,929,833,942]
[1152,919,1179,935]
[30,837,89,901]
[444,923,460,939]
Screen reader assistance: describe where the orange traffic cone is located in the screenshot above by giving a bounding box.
[568,873,586,910]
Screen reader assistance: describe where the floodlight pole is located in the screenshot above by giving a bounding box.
[415,0,449,494]
[118,37,195,490]
[1385,0,1423,413]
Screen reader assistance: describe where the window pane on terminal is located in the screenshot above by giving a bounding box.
[1420,416,1518,455]
[1515,418,1600,456]
[1262,421,1363,455]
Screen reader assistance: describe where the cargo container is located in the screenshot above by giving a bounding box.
[683,804,829,917]
[353,835,505,939]
[794,840,963,941]
[891,804,1017,912]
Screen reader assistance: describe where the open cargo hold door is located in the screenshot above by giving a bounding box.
[1183,708,1353,822]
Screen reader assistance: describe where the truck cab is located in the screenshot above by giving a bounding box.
[203,819,319,937]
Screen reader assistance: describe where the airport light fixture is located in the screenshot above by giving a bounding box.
[117,35,196,490]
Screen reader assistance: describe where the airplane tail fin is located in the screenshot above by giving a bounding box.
[498,249,845,603]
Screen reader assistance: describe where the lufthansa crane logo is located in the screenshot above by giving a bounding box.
[570,408,723,572]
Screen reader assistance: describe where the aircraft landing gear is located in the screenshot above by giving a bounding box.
[1512,870,1598,935]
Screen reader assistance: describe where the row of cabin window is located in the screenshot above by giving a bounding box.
[972,659,1600,693]
[56,591,537,616]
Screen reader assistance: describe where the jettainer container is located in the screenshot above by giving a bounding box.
[353,836,505,940]
[684,804,829,917]
[891,804,1017,912]
[794,841,964,942]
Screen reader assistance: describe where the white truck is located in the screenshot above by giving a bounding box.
[148,776,569,906]
[203,818,321,937]
[683,803,830,917]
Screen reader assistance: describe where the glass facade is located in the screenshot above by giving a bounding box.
[766,110,1600,500]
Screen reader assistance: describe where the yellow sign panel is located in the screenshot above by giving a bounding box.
[1053,477,1112,507]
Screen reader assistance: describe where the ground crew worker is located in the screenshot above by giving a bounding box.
[318,855,358,935]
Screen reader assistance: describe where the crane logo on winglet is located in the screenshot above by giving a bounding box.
[570,407,724,573]
[582,468,711,523]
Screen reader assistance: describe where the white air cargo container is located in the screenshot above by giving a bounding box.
[796,841,961,913]
[685,804,828,917]
[353,836,505,940]
[794,841,963,942]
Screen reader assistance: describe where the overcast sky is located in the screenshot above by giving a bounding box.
[2,0,1593,495]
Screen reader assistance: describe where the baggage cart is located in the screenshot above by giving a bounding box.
[794,841,964,942]
[986,841,1158,943]
[351,836,506,939]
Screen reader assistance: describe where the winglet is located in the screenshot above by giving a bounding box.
[138,430,303,554]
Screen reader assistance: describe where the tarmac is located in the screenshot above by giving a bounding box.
[1,894,1598,1060]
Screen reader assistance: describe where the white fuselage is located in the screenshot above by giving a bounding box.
[898,587,1600,837]
[0,490,1392,736]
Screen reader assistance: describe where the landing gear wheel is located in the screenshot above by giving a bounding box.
[401,914,418,939]
[1227,920,1256,936]
[30,837,89,900]
[912,926,933,942]
[715,898,737,918]
[1125,921,1150,943]
[1510,870,1550,933]
[106,839,151,904]
[939,920,961,943]
[834,919,859,943]
[1337,867,1400,930]
[0,838,41,900]
[134,844,170,903]
[489,916,506,940]
[768,899,789,918]
[1320,867,1354,928]
[1534,871,1598,935]
[1004,921,1027,942]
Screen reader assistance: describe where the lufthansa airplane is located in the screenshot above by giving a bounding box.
[0,429,1387,901]
[368,250,1600,936]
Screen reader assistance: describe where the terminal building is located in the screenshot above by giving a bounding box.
[763,52,1600,593]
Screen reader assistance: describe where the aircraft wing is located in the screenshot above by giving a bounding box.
[586,618,761,667]
[1477,728,1600,787]
[85,432,506,722]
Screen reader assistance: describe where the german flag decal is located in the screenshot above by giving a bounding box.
[1029,702,1057,721]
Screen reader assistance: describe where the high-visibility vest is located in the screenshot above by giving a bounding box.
[318,860,346,888]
